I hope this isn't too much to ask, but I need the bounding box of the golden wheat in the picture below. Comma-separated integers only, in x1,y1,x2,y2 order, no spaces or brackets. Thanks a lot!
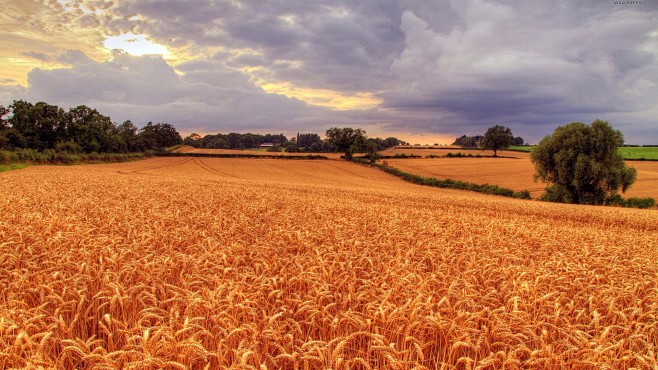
0,157,656,369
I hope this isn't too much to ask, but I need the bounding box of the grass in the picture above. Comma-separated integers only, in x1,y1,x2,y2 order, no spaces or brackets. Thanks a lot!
508,145,658,160
0,163,28,172
618,146,658,160
508,145,533,152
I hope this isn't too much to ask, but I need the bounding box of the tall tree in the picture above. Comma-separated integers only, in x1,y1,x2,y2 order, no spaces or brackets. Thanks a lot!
7,100,67,150
139,122,182,150
325,127,368,160
481,125,514,157
67,105,115,153
531,120,637,205
117,120,139,152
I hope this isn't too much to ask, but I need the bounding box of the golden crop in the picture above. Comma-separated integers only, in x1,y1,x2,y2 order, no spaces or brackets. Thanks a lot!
1,158,657,369
383,149,658,200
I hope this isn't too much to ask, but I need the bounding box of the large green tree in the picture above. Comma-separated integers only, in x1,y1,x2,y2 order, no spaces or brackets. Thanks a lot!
481,125,514,157
531,120,637,205
139,122,183,150
325,127,368,160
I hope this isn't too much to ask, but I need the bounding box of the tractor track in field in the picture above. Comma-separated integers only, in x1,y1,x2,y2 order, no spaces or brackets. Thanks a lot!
192,158,239,179
117,158,191,175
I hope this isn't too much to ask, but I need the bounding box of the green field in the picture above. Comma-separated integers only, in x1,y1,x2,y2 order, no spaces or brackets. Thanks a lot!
619,146,658,160
508,146,658,160
508,145,533,152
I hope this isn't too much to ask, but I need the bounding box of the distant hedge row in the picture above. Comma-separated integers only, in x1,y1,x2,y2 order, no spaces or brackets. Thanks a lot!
157,152,329,160
0,148,149,165
354,158,532,199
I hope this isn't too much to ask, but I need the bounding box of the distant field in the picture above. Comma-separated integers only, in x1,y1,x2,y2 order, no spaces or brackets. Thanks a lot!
1,158,657,368
385,154,658,200
619,146,658,160
509,145,658,160
508,145,533,152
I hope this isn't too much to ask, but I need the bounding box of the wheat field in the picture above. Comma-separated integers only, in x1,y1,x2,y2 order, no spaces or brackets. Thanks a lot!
383,150,658,200
1,158,657,369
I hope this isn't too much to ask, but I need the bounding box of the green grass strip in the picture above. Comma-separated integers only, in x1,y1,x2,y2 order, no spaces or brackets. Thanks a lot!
0,163,29,173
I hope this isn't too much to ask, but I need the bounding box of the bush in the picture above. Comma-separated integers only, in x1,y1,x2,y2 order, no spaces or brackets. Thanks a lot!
539,185,572,203
624,197,656,209
284,145,299,153
56,140,83,154
605,195,656,209
266,144,282,152
0,150,18,164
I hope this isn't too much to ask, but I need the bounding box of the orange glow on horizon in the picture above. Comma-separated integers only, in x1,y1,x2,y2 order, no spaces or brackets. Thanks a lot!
258,82,381,110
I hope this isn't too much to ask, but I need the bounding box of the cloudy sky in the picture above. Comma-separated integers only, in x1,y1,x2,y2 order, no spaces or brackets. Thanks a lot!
1,0,657,144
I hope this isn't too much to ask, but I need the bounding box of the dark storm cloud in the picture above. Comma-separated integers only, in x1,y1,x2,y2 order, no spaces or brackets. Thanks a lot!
379,3,658,142
23,50,337,134
5,0,657,143
103,0,407,92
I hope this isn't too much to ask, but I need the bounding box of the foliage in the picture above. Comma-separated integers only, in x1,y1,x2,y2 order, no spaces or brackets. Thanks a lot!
138,122,183,150
452,135,483,148
0,100,182,154
0,147,148,165
284,144,300,152
159,152,328,159
184,132,288,150
266,143,283,152
368,137,405,150
481,125,514,157
531,120,637,205
295,133,322,149
604,194,656,209
325,127,370,161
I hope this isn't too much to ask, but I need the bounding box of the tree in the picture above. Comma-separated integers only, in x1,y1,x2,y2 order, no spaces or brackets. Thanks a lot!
296,133,322,149
7,100,67,150
66,105,115,153
531,120,637,205
325,127,368,160
139,122,183,150
481,125,514,157
513,136,524,146
452,135,482,148
183,133,202,148
205,137,228,149
117,120,139,152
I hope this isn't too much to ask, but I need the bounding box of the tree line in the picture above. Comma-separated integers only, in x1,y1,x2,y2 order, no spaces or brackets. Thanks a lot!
453,133,524,148
452,125,523,157
0,100,183,154
182,130,406,154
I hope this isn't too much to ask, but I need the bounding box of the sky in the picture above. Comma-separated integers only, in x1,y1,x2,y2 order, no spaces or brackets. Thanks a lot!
1,0,657,144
